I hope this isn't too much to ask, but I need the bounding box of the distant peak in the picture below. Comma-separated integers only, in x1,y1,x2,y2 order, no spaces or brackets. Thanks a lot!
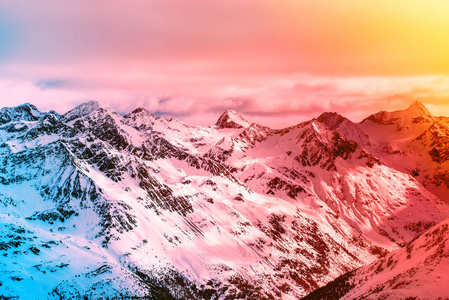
4,102,40,113
131,107,150,114
407,101,432,116
223,110,240,116
316,112,347,129
68,100,101,112
61,100,101,122
124,107,160,123
216,110,251,129
75,100,101,113
128,107,158,118
81,100,101,109
17,102,37,109
0,102,44,124
361,100,435,125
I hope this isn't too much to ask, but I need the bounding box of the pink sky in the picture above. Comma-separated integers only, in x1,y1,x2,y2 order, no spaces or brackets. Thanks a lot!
1,1,449,127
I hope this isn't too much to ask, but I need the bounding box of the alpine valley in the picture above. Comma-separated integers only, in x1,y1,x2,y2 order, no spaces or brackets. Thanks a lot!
0,100,448,299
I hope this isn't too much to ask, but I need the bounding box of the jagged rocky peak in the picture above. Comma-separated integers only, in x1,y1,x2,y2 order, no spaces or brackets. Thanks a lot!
215,110,251,129
316,112,371,146
130,107,153,115
60,100,101,123
123,107,163,131
0,102,45,124
125,107,160,120
316,112,347,130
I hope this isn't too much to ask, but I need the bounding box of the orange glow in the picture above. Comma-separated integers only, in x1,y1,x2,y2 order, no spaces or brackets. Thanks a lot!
258,0,449,75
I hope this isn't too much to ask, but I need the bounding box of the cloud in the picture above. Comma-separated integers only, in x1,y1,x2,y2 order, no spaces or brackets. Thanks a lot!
2,73,449,127
35,79,70,90
0,79,86,113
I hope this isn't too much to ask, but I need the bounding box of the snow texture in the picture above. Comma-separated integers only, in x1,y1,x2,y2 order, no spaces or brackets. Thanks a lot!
0,101,448,299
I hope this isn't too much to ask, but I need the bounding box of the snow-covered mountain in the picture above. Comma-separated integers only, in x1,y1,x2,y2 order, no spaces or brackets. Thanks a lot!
355,101,449,202
0,101,448,299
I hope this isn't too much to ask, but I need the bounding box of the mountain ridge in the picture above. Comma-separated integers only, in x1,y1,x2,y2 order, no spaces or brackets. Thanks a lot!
0,100,448,299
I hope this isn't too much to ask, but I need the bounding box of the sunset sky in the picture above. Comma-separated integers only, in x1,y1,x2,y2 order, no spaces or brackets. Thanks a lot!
1,1,449,127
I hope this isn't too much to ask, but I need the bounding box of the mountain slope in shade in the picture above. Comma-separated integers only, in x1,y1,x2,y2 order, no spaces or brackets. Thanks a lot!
303,217,449,300
409,120,449,194
0,101,448,299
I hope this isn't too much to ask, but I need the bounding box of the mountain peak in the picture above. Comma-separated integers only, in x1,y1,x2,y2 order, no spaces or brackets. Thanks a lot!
406,100,432,116
316,112,347,130
362,101,435,126
126,107,159,119
123,107,161,130
0,102,44,124
17,102,37,108
61,100,101,122
130,107,151,115
215,110,251,129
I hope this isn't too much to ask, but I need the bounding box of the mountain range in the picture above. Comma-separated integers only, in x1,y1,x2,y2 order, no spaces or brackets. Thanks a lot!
0,100,448,299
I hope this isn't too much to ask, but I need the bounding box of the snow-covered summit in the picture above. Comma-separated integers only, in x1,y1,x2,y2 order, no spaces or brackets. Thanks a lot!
0,103,45,124
61,100,101,123
316,112,347,130
123,107,161,131
315,112,371,147
215,110,251,129
362,100,435,127
127,107,159,119
406,100,433,116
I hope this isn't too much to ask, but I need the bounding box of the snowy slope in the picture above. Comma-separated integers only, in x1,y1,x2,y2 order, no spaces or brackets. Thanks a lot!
355,101,449,202
228,119,448,248
0,101,448,299
303,217,449,300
